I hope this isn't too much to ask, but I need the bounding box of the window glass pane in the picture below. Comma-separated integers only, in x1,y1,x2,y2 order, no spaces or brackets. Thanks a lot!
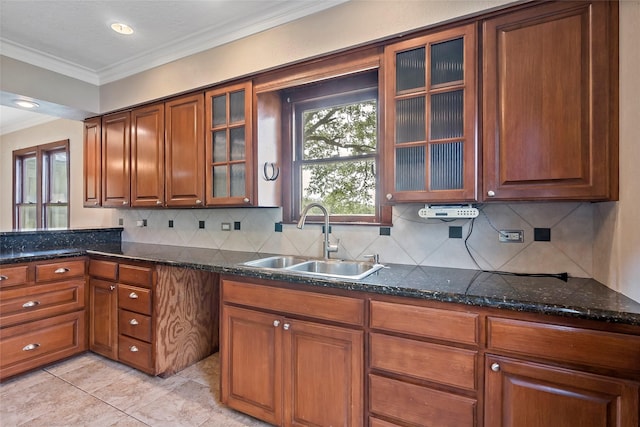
213,131,227,163
230,164,245,197
229,90,245,123
395,146,425,191
212,94,227,127
22,156,37,203
396,97,425,143
212,166,227,197
430,90,464,140
396,47,425,92
50,151,68,203
46,205,68,228
430,142,463,190
302,160,375,216
229,127,245,161
431,38,464,86
18,205,37,229
302,100,377,160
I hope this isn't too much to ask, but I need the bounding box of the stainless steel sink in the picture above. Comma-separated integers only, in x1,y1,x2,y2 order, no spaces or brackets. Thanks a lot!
242,256,384,280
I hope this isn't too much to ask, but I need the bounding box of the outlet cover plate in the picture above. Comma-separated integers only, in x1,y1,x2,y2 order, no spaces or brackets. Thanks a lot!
499,229,524,243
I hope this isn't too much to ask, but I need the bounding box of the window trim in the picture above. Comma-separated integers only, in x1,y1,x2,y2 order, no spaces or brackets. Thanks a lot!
13,140,70,230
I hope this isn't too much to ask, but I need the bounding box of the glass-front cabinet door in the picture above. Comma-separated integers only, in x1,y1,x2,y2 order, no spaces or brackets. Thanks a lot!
384,23,477,203
205,81,253,206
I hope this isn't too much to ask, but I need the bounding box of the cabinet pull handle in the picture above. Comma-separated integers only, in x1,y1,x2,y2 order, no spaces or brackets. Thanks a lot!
491,362,501,372
129,292,139,299
195,199,202,205
110,285,116,291
54,267,70,274
129,318,139,325
122,200,128,205
93,201,99,206
23,343,40,351
243,197,250,203
0,275,8,281
273,320,280,327
487,190,496,197
22,300,40,308
156,200,162,205
129,345,139,352
283,323,290,331
386,193,393,201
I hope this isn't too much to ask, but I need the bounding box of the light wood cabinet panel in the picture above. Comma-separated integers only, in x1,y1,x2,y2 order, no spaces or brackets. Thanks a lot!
482,0,618,201
89,278,118,360
165,93,205,207
83,117,102,207
101,111,131,207
131,103,165,207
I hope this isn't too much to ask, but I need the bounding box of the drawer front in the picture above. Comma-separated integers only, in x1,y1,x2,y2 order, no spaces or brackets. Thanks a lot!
369,374,476,426
118,284,152,315
118,309,152,342
369,417,401,427
0,280,85,327
487,317,640,372
89,259,118,281
119,264,153,288
0,311,86,380
222,278,364,326
36,260,85,282
370,333,477,391
370,300,478,345
118,335,153,373
0,265,29,289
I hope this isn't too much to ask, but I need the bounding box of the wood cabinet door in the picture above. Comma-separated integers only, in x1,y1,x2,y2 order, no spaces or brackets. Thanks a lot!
283,318,364,427
221,305,283,425
89,278,118,360
383,22,477,203
165,93,205,207
482,1,618,201
485,356,639,427
131,103,165,207
83,118,102,207
101,111,131,207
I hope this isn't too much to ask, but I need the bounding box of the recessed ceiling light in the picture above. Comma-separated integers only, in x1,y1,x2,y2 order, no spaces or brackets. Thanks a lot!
14,99,39,109
111,22,134,35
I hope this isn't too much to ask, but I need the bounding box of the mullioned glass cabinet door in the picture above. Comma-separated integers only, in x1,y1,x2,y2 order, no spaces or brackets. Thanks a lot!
205,81,253,206
384,22,477,203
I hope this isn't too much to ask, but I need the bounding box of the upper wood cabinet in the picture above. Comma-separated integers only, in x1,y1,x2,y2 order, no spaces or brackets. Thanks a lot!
482,0,618,201
165,93,205,207
83,117,101,207
383,22,477,203
205,82,253,206
131,103,165,207
101,111,131,208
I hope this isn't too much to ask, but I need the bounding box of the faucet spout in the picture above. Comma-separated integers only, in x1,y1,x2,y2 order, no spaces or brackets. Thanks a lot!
297,203,338,259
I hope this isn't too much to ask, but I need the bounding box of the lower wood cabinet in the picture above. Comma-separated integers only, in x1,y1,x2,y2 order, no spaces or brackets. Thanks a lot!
220,277,364,427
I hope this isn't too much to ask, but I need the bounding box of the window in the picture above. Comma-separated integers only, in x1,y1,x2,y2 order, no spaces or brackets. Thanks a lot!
13,140,69,229
282,72,391,225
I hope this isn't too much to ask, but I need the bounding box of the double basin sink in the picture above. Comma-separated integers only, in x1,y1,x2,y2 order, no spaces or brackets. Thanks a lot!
242,255,384,280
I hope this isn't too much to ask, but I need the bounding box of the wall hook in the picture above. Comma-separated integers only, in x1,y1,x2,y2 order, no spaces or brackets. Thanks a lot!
263,162,280,181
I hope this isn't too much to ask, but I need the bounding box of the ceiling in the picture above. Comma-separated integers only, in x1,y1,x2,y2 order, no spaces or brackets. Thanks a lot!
0,0,348,135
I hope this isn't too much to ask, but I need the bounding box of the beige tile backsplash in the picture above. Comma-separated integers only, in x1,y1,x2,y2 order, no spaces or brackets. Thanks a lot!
117,202,595,278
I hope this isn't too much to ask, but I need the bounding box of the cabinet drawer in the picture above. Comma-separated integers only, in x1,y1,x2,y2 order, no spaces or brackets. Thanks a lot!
370,333,477,391
36,260,85,282
370,300,479,345
0,280,85,327
369,417,400,427
118,309,152,342
89,259,118,281
487,317,640,373
0,265,29,289
119,264,153,288
222,279,364,326
118,335,153,373
118,284,152,315
369,374,476,426
0,311,86,381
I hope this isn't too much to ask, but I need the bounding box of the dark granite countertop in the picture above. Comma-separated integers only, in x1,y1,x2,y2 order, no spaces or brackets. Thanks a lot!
3,241,640,326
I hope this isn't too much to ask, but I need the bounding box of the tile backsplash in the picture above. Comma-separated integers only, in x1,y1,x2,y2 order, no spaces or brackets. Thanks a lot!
116,202,594,278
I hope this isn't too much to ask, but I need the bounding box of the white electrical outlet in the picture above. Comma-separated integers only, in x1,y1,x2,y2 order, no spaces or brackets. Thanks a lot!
499,229,523,243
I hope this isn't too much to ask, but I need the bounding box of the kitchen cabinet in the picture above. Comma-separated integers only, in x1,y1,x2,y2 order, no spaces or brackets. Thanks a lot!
0,258,87,381
165,93,205,207
83,117,102,207
88,258,217,376
482,0,618,201
101,111,131,207
205,81,253,206
383,22,477,203
220,277,364,426
131,103,165,207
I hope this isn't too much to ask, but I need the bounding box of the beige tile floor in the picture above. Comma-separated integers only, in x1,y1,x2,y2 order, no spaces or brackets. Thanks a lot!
0,352,272,427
